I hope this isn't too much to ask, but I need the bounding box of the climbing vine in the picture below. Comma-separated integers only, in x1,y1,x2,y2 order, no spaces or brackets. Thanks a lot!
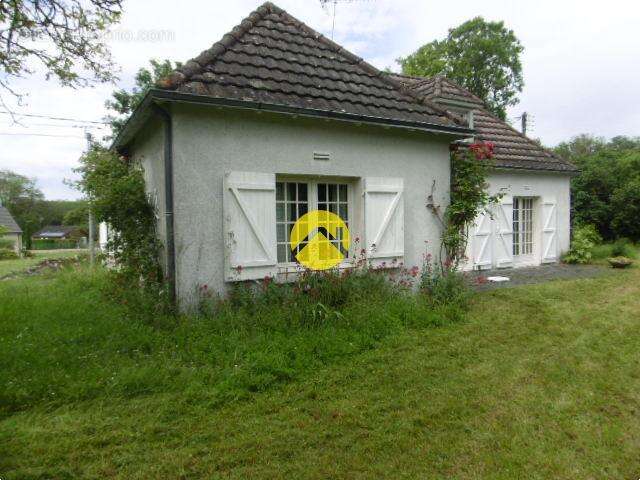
75,145,163,291
430,141,502,267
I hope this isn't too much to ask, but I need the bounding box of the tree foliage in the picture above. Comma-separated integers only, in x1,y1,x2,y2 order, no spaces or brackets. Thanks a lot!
398,17,524,119
105,58,180,138
0,0,122,103
75,145,162,288
555,135,640,241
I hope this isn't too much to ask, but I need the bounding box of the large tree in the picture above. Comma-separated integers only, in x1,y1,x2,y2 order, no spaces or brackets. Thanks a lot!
398,17,524,120
105,58,180,139
0,0,123,105
555,135,640,241
0,169,44,246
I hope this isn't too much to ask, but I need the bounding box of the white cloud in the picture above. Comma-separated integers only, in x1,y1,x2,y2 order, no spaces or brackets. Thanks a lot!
1,0,638,199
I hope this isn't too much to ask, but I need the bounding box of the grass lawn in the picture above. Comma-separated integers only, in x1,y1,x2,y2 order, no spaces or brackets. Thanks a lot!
0,249,86,278
1,262,639,478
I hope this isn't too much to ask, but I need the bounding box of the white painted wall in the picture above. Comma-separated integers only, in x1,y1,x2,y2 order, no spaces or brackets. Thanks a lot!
465,169,572,270
163,105,454,310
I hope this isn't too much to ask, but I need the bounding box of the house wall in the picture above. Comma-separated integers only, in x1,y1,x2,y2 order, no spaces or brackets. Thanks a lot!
131,117,167,269
465,170,571,270
167,105,454,309
2,233,21,254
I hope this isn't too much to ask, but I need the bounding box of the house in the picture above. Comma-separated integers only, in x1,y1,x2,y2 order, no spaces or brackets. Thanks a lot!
112,2,574,308
32,225,86,241
389,74,578,269
0,204,22,254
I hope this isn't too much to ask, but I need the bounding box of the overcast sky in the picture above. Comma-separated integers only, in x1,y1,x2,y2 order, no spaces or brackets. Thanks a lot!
1,0,638,200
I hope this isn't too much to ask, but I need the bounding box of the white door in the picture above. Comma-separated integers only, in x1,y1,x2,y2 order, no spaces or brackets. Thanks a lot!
494,195,514,268
469,208,493,269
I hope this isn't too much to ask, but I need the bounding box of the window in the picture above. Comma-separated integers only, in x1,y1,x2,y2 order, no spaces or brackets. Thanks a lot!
276,180,350,264
513,197,534,256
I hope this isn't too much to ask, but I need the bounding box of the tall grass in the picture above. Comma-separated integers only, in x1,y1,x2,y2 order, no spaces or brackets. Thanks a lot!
0,265,452,415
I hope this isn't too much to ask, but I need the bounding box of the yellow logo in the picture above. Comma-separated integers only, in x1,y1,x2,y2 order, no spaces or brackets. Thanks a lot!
290,210,350,270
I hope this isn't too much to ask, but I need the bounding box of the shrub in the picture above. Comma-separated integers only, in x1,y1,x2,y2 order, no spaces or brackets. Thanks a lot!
0,248,18,260
419,253,470,313
0,237,14,250
563,225,599,264
611,238,635,258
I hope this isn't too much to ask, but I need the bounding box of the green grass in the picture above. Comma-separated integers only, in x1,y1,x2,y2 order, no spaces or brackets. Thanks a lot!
592,241,639,261
0,249,86,277
1,265,640,478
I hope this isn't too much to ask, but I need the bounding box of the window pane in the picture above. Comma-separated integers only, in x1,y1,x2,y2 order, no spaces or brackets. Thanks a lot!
299,203,308,217
339,204,348,221
298,183,308,201
318,202,327,212
287,183,297,201
276,182,284,201
328,184,337,202
276,203,285,222
287,203,297,222
318,183,326,202
277,224,285,242
339,184,347,202
277,244,287,263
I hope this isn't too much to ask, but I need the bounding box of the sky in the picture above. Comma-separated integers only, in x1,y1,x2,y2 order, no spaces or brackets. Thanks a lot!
1,0,639,200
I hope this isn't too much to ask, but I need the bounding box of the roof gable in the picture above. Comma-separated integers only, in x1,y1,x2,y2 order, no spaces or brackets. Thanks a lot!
390,73,577,172
0,206,22,233
158,2,461,130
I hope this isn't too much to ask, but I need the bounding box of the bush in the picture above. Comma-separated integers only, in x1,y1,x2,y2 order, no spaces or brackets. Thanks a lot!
0,237,14,250
0,248,18,260
563,225,599,264
611,238,635,257
419,253,470,314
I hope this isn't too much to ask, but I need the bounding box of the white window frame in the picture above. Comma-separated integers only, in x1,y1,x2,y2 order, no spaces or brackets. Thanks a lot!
513,196,534,257
276,175,355,274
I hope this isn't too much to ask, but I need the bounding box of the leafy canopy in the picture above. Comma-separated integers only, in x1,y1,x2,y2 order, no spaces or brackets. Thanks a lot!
555,135,640,241
105,58,181,139
398,17,524,119
0,0,123,104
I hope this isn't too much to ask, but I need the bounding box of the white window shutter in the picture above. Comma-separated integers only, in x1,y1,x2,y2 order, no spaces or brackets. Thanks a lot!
541,197,558,263
223,172,277,281
363,177,404,267
470,209,493,270
494,196,514,268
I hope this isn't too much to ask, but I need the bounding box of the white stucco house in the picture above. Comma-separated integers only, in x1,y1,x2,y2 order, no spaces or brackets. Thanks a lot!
0,204,23,254
112,2,576,308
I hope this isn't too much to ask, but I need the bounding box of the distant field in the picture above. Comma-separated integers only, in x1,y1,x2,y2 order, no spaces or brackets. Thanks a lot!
0,249,86,278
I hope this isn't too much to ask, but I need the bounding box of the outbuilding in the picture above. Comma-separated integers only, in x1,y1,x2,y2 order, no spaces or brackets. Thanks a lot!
0,205,22,254
113,2,575,309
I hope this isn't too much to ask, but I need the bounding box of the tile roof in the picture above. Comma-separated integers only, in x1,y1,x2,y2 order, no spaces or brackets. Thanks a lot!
389,74,578,173
158,2,463,131
0,205,22,233
33,225,81,238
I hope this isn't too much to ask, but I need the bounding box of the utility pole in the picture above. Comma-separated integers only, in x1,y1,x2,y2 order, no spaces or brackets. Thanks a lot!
521,111,528,136
85,130,95,267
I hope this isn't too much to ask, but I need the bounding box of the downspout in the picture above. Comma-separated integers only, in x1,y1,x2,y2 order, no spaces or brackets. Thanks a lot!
152,103,176,305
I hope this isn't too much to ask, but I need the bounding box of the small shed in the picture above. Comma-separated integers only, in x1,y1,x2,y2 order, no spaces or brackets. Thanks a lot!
0,205,23,254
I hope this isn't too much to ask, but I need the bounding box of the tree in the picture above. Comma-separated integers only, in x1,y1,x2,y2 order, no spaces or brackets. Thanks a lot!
398,17,524,120
105,58,180,138
0,169,45,247
63,204,89,229
556,135,640,241
0,0,122,105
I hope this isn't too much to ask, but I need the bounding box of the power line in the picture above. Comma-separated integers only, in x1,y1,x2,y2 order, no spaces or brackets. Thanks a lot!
0,132,86,138
0,110,109,125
